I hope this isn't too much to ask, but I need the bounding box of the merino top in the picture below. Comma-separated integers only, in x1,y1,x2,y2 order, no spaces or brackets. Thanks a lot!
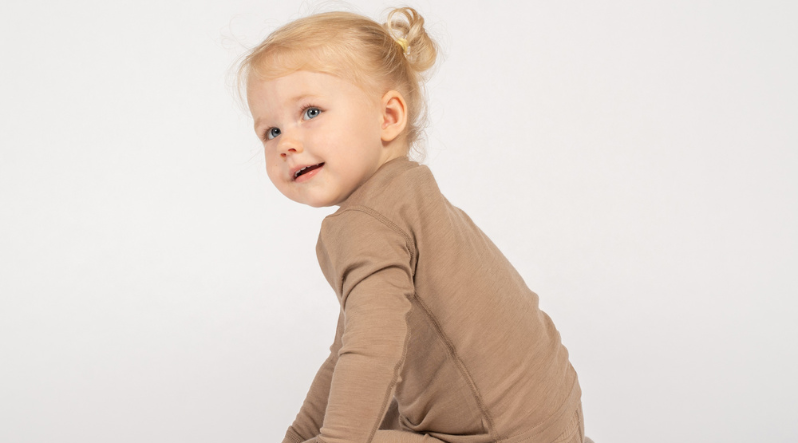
283,156,581,443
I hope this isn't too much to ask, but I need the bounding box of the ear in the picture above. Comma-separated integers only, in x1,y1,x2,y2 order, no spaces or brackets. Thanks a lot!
379,90,408,144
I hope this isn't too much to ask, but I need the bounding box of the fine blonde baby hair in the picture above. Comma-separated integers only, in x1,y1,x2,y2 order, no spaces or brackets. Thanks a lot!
236,6,439,161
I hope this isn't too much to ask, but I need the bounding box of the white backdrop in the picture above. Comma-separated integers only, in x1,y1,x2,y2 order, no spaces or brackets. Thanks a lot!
1,1,796,442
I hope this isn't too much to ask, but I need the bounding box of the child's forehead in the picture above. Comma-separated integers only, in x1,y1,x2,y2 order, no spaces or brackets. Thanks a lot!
249,71,333,101
250,70,376,104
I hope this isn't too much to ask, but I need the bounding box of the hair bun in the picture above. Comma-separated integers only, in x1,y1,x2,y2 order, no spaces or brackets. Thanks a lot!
384,7,438,74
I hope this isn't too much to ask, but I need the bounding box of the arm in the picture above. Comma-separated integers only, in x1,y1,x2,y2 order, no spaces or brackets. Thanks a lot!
282,310,345,443
314,210,416,443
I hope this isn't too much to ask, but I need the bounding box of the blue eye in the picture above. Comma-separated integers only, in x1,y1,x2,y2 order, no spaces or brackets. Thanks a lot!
303,107,321,120
266,127,281,140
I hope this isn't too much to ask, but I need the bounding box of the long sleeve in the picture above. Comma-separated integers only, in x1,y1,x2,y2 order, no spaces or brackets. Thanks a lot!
314,208,416,443
282,310,345,443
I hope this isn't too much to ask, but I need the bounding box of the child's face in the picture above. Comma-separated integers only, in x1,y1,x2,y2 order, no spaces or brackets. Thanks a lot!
247,70,398,207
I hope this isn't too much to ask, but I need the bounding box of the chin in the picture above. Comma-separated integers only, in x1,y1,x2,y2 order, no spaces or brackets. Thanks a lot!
305,201,329,208
291,194,336,208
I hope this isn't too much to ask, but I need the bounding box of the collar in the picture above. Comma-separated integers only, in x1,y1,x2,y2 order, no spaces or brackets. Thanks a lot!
336,155,415,209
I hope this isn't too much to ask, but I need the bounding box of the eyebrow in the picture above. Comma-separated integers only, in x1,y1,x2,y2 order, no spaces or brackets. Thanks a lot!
288,93,321,103
253,93,322,130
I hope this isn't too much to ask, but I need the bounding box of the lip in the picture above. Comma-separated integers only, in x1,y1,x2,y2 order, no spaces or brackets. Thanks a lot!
290,162,325,181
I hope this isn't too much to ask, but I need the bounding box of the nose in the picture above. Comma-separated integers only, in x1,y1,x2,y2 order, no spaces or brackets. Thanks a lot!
276,133,303,158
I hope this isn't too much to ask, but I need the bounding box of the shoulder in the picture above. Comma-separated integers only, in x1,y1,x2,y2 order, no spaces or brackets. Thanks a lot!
316,203,418,297
319,207,415,261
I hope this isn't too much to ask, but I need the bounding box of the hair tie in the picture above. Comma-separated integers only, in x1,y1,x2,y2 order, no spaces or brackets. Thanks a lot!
395,38,409,55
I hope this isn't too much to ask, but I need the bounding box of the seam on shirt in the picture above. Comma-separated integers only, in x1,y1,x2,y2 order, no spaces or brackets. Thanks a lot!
325,206,416,264
366,293,413,443
411,293,501,442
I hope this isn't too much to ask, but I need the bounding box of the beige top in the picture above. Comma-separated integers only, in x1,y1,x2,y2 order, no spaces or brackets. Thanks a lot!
283,156,581,443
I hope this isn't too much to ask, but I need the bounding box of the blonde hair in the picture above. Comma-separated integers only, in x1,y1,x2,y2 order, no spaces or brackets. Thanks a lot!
236,7,439,161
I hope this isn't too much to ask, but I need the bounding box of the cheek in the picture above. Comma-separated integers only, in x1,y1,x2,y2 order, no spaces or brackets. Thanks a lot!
263,146,283,169
264,161,286,188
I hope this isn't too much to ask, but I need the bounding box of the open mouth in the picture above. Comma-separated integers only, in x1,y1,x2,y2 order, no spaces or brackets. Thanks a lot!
294,163,324,180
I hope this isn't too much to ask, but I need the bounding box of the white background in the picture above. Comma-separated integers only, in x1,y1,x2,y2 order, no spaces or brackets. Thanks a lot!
1,1,796,442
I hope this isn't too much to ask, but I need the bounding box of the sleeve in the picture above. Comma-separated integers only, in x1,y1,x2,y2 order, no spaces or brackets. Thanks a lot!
315,209,416,443
282,310,345,443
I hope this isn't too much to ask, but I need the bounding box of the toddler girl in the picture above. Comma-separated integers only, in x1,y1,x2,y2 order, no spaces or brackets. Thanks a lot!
238,7,586,443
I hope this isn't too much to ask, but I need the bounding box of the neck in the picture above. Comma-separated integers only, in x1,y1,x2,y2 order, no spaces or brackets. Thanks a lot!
380,137,409,165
